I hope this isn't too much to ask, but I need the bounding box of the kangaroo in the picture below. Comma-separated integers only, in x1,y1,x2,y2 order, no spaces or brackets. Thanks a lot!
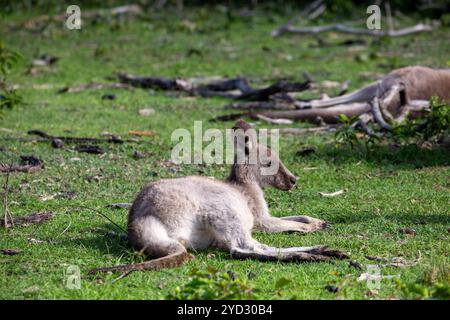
89,120,347,274
298,66,450,120
244,66,450,125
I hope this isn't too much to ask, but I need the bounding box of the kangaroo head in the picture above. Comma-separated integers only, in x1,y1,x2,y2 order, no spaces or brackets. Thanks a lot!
228,120,296,191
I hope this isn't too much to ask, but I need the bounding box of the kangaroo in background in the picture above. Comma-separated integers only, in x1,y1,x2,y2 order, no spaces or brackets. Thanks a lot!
217,66,450,125
298,66,450,121
89,120,347,274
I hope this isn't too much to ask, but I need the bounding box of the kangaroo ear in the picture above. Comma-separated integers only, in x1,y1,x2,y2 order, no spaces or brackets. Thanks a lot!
243,135,253,155
232,120,255,157
232,119,252,132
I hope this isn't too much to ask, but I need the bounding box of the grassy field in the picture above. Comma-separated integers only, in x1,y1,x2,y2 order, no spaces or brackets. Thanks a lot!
0,4,449,299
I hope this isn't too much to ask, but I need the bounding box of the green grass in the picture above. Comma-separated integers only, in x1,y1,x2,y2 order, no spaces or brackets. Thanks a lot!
0,5,449,300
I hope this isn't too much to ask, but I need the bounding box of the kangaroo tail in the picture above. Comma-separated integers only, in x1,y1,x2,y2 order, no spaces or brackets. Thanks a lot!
88,248,191,274
309,82,379,108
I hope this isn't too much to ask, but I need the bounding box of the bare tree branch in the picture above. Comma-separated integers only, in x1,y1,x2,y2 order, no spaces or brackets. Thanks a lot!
385,1,394,32
271,0,325,37
118,74,311,102
276,23,432,37
256,114,293,125
252,102,370,124
279,126,338,135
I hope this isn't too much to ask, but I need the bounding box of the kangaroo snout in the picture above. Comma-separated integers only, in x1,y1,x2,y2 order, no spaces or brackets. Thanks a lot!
289,175,297,185
286,174,297,190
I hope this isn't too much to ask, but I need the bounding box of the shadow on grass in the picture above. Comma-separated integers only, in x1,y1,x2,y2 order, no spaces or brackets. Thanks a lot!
60,223,230,264
332,211,450,225
58,223,131,259
317,142,450,169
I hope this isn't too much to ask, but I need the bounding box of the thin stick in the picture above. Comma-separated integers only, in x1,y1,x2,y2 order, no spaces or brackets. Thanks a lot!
55,221,72,239
3,172,13,228
385,1,394,32
271,0,324,37
111,271,132,283
74,204,127,234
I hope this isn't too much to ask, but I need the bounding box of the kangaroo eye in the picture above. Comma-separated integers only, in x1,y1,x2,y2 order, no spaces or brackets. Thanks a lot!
266,161,272,167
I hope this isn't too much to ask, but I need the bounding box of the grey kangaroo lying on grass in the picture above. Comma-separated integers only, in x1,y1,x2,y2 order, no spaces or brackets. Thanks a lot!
90,120,347,274
253,66,450,124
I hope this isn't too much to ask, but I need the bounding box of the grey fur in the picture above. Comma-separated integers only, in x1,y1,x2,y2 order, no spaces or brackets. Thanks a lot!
127,120,345,265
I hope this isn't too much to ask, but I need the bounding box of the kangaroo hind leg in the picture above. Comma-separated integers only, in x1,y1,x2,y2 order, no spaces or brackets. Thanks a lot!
230,241,348,262
208,218,347,263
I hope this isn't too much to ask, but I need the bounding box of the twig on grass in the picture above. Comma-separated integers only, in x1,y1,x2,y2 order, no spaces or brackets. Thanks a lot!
2,172,13,228
111,271,133,282
319,189,346,197
70,204,127,235
107,203,132,210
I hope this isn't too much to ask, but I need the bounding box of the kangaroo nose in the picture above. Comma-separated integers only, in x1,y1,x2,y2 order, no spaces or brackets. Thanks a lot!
290,176,297,184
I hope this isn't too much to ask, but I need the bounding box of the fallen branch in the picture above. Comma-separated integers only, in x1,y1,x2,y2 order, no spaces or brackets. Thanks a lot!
279,125,338,135
118,73,182,90
118,73,311,102
194,77,253,97
0,212,54,228
0,156,44,174
256,114,293,125
365,255,418,268
277,23,432,37
225,101,296,110
213,102,370,123
27,130,126,144
271,0,325,37
75,145,106,154
235,81,311,101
